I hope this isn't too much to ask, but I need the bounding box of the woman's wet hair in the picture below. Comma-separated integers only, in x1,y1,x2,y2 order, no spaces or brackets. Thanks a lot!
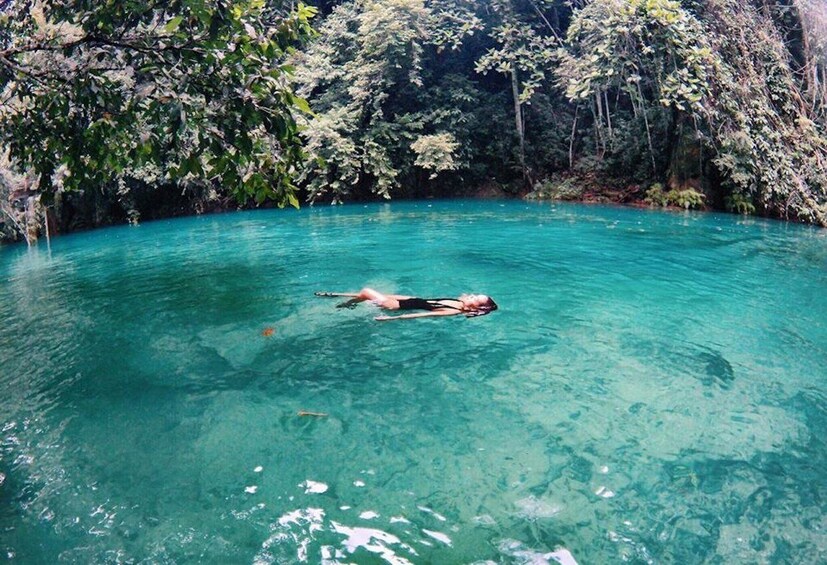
465,296,498,317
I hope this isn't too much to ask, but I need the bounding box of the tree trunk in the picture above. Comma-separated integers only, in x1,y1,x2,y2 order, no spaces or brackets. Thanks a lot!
637,83,657,176
604,90,613,141
594,91,605,157
511,67,527,183
797,2,815,106
569,105,579,169
664,105,680,180
25,196,39,245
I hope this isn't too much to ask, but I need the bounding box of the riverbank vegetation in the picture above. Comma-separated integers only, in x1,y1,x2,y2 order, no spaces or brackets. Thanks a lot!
2,0,826,242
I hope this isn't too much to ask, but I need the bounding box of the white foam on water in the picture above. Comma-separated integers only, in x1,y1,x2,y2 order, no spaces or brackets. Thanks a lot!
245,486,258,494
422,529,452,546
417,506,447,521
331,521,417,565
548,548,579,565
594,486,615,498
297,537,309,562
608,529,654,563
300,480,329,494
256,508,326,564
320,545,347,562
232,503,266,520
498,539,579,565
514,496,562,520
359,511,379,520
277,508,325,530
390,516,410,524
473,514,497,526
353,480,366,487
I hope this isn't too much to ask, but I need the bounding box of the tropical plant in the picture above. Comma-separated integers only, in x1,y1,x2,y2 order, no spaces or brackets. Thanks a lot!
556,0,714,175
475,0,561,183
0,0,316,216
700,0,827,225
292,0,485,202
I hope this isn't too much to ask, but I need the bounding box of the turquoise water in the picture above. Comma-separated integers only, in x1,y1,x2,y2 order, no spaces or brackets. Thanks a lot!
1,200,826,563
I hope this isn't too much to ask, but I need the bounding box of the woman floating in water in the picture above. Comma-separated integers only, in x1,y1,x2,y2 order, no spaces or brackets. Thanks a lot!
315,288,498,321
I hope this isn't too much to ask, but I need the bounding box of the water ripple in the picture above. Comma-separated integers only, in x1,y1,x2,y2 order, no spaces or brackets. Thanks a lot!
0,201,825,563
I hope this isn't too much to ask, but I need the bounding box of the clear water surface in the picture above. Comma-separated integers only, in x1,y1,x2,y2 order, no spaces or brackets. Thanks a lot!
1,200,826,564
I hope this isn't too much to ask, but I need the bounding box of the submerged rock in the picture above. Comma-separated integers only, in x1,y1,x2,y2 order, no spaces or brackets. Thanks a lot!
698,350,735,388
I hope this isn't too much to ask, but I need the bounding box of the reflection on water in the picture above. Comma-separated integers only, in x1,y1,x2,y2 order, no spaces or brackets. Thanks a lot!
254,494,576,564
1,201,826,563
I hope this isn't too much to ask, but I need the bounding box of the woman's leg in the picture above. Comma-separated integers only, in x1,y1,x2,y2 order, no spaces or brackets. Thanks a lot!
346,288,399,309
316,288,406,310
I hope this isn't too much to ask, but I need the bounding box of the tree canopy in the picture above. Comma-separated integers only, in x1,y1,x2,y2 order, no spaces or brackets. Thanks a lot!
2,0,827,242
0,0,315,233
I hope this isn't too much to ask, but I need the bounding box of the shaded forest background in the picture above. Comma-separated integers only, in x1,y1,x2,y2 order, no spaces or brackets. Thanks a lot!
2,0,827,243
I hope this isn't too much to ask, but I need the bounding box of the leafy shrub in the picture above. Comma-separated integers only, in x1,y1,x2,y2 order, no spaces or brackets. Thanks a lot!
668,188,705,210
411,133,459,178
527,177,584,201
645,183,705,209
644,183,669,207
724,191,756,215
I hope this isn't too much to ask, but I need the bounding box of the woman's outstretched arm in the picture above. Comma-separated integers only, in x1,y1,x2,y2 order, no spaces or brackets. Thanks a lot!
374,310,459,321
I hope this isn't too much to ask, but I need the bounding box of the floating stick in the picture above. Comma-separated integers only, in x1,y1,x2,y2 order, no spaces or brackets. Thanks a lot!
298,410,328,417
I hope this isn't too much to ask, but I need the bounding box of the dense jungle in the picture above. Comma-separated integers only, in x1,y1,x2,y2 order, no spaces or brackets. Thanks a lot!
1,0,826,243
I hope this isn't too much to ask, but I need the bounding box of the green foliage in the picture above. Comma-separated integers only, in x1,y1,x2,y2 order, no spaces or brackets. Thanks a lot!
669,188,705,210
293,0,504,202
700,0,827,226
522,92,577,174
645,183,705,209
526,176,583,201
553,0,715,186
644,183,669,207
293,0,428,201
411,133,459,176
725,191,756,215
428,0,484,52
557,0,713,113
4,0,827,237
0,0,316,209
475,3,557,104
556,0,827,225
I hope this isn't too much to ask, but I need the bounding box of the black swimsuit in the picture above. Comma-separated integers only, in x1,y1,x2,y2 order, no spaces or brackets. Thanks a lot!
396,297,463,311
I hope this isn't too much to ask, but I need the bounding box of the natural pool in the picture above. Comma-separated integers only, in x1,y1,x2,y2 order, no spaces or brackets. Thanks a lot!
1,200,826,563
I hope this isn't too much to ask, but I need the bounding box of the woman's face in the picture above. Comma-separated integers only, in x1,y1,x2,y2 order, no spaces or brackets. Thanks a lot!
460,294,489,308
